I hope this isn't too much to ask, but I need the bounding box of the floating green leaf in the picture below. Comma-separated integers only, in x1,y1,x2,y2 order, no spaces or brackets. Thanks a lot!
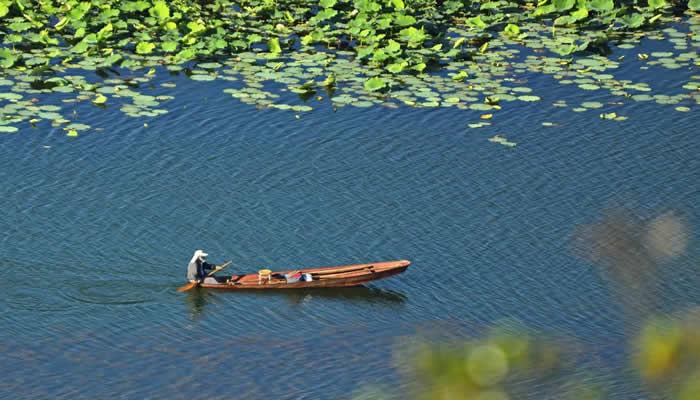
632,94,653,101
390,0,405,10
386,61,408,74
364,77,387,92
66,123,91,131
186,21,205,34
470,103,492,111
399,26,427,47
570,8,589,22
452,71,468,81
136,42,155,54
0,48,18,68
162,41,178,52
0,126,18,133
287,105,311,112
323,73,336,87
621,13,645,29
402,62,422,73
315,8,337,21
268,38,282,54
589,0,614,12
0,92,22,101
466,16,487,30
554,0,575,12
93,94,107,104
121,1,150,12
534,3,556,16
489,135,516,147
96,23,113,42
648,0,666,10
55,16,69,31
190,74,216,81
149,1,170,20
394,14,416,26
198,62,222,69
174,48,195,63
504,24,520,37
579,84,600,90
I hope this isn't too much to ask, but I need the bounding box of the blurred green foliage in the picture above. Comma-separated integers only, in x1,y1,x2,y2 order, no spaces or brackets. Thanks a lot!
354,207,694,399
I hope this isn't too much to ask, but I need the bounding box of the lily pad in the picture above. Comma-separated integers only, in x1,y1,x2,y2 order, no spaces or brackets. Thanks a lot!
0,0,694,129
631,94,654,101
39,105,61,111
38,112,63,120
198,62,223,69
470,103,493,111
66,123,91,131
364,77,387,92
0,93,23,101
190,74,217,81
489,135,516,147
511,87,533,93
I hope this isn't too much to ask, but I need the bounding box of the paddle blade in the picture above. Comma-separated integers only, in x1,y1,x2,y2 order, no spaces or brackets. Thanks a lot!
176,282,197,292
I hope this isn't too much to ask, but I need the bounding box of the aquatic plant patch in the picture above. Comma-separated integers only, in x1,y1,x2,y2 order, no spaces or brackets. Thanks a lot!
0,0,697,134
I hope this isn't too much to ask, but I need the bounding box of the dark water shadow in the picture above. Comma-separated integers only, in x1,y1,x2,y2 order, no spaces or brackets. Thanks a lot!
242,285,408,306
183,287,217,320
183,285,407,317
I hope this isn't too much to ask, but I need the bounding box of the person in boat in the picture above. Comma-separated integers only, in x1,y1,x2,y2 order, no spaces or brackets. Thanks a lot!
187,250,218,283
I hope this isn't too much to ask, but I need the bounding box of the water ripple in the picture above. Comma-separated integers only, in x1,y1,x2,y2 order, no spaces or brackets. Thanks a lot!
1,56,699,400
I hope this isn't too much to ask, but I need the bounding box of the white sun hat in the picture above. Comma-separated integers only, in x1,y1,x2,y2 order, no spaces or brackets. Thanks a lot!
190,249,209,264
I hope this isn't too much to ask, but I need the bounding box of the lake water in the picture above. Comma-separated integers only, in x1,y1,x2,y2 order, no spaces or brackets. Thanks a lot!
1,36,699,399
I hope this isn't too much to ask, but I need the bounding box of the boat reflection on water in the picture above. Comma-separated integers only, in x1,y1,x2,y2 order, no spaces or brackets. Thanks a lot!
259,286,408,307
183,288,216,320
183,285,407,319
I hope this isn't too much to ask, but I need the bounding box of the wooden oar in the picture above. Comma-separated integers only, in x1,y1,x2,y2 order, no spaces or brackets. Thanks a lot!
208,260,232,276
176,281,197,292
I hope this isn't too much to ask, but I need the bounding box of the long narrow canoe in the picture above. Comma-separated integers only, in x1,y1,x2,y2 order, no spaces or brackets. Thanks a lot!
198,260,410,290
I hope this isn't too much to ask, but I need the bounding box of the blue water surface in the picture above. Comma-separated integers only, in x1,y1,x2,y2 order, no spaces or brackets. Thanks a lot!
1,39,699,399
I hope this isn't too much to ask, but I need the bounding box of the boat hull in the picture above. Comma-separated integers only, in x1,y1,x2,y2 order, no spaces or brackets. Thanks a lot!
198,260,410,290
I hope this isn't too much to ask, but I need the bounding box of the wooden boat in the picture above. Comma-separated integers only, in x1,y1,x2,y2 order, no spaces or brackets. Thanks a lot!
198,260,410,290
